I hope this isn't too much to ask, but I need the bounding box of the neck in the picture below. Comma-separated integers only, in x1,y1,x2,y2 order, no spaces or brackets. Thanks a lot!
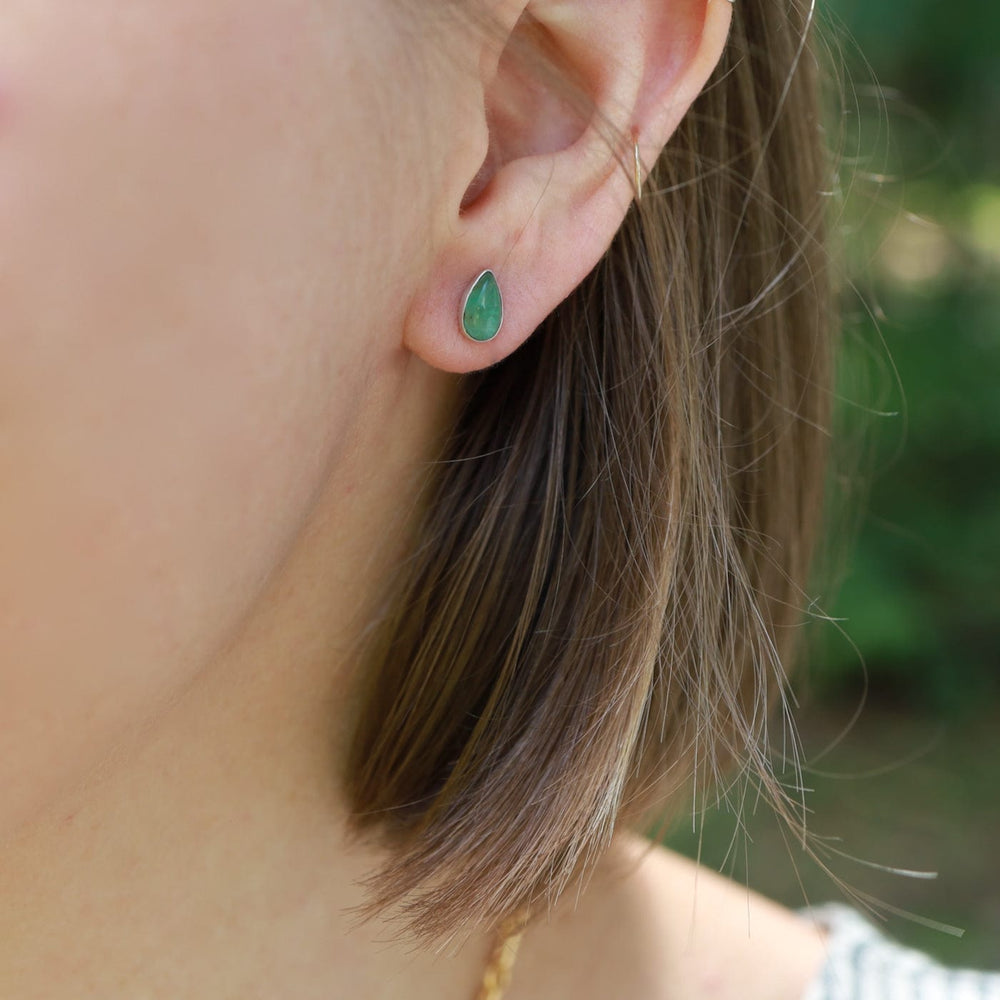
0,356,493,1000
0,671,494,999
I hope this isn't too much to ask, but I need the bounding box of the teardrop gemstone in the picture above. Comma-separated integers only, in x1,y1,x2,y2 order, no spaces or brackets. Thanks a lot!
461,269,503,342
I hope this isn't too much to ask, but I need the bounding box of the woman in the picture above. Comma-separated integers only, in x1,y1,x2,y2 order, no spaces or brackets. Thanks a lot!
0,0,996,997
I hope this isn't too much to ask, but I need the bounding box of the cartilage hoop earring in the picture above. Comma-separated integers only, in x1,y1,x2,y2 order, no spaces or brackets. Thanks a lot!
632,128,643,203
460,268,504,343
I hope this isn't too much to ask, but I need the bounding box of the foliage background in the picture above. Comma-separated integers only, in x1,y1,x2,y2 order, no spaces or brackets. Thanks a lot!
668,0,1000,969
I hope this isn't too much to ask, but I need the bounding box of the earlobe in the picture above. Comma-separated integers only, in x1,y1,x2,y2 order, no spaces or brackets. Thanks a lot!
403,0,733,376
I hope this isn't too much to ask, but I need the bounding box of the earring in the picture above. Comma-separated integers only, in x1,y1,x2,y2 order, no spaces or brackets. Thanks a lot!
460,269,504,343
631,127,643,203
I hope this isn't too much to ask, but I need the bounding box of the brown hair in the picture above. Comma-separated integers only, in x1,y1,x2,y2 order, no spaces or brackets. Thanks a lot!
343,0,835,944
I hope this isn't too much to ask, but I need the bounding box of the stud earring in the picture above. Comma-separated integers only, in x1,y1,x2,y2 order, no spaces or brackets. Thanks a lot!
460,269,503,343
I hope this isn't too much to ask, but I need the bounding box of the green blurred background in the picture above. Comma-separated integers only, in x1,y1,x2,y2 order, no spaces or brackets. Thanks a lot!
668,0,1000,969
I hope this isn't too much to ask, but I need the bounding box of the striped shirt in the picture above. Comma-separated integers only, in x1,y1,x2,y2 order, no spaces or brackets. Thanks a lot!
801,904,1000,1000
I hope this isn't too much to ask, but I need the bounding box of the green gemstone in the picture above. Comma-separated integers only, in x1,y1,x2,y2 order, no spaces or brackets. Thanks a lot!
461,269,503,342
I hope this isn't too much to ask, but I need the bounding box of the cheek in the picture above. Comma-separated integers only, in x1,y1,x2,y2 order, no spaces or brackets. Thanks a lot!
0,3,400,834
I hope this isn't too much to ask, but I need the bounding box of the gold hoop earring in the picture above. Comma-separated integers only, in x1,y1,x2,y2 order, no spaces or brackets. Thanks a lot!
632,129,643,203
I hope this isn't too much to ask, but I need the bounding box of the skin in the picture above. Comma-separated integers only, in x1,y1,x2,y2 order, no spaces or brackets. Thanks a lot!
0,0,826,997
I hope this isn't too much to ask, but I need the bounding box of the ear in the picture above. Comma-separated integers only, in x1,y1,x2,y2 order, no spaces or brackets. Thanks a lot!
402,0,733,374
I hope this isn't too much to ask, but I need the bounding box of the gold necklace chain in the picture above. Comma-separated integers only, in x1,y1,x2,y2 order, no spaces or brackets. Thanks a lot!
474,909,530,1000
